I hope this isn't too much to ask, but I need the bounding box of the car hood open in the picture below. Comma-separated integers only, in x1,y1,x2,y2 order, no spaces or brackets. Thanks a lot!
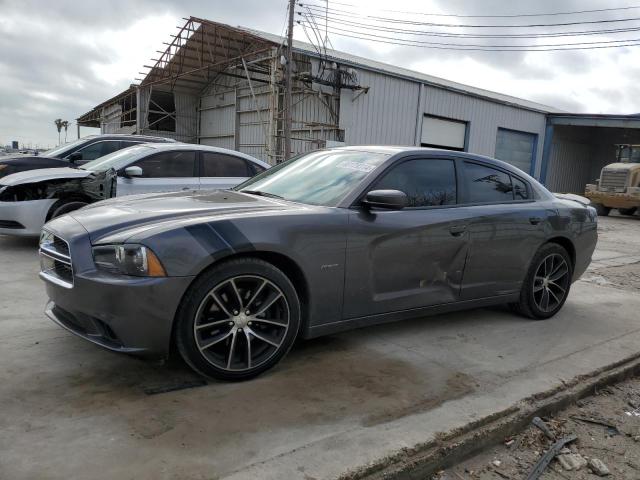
0,167,89,186
68,190,299,243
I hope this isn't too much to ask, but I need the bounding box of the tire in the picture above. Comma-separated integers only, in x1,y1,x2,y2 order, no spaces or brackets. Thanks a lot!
511,243,573,320
618,207,637,216
175,258,301,381
592,203,611,216
48,200,89,220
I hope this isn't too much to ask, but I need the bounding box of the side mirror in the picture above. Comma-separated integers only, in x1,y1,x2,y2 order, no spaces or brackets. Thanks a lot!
124,166,143,178
67,152,82,163
362,189,408,210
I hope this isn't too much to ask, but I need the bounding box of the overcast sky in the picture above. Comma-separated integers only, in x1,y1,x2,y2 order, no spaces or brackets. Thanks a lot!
2,0,640,148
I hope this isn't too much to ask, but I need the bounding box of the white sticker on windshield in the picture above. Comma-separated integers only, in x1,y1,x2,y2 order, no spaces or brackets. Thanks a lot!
336,161,376,173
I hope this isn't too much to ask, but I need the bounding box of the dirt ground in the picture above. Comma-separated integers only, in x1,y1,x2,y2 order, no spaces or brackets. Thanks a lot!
437,375,640,479
435,214,640,480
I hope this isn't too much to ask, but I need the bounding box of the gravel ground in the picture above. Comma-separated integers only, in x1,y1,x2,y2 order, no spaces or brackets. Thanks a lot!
435,376,640,479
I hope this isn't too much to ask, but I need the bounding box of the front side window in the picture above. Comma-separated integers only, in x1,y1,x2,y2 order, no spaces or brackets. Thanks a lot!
464,162,514,203
202,152,251,177
129,151,196,178
373,159,457,207
236,150,390,206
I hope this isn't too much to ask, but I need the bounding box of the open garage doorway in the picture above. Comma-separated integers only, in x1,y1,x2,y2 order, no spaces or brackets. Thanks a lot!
542,114,640,193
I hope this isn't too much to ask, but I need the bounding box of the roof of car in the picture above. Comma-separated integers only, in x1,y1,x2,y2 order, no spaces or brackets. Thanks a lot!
132,142,270,167
84,134,177,142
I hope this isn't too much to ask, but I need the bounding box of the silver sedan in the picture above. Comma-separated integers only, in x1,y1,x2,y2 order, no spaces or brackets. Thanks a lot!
0,143,269,236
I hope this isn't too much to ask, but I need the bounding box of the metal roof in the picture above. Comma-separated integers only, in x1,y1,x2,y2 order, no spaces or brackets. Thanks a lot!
237,26,564,114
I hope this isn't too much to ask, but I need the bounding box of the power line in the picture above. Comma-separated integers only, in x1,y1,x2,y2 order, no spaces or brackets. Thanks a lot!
300,12,640,39
298,23,640,51
300,3,640,29
305,0,640,19
298,20,640,48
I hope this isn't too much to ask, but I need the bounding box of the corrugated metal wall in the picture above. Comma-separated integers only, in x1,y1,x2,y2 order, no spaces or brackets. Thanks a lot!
338,70,547,177
340,69,419,146
420,86,547,176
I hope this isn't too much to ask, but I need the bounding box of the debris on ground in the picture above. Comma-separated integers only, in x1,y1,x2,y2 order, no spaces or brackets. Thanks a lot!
587,458,610,476
532,416,556,440
556,453,587,471
432,375,640,479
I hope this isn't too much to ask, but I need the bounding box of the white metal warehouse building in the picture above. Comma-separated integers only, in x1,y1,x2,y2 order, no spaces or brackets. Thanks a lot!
78,17,640,193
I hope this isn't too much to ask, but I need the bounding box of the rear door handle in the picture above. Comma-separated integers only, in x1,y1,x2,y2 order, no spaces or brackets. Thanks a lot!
449,224,467,236
529,216,543,225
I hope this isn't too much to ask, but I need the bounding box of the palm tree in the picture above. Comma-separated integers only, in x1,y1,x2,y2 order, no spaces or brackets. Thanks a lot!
54,118,63,145
61,120,70,142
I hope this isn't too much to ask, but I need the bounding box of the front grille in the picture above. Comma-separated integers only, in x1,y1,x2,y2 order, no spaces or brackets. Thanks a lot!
40,233,73,288
600,170,628,190
52,235,70,257
0,220,24,229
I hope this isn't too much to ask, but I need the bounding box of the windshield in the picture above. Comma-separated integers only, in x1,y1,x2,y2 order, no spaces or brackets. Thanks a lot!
43,137,96,158
235,149,390,206
618,145,640,163
81,145,154,172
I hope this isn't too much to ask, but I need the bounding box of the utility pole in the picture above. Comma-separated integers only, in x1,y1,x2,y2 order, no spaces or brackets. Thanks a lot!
284,0,295,161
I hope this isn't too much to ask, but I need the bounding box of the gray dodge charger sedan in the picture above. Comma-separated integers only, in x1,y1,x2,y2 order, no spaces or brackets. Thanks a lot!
39,146,598,380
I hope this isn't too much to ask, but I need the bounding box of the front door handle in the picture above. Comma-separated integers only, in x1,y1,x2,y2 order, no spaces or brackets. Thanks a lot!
182,187,191,191
529,216,543,225
449,224,467,236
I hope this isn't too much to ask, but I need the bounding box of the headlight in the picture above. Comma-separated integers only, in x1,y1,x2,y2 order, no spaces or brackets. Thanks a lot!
92,244,166,277
40,230,54,248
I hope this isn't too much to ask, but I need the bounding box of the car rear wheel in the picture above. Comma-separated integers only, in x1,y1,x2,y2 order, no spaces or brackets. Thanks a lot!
175,258,301,381
592,203,610,216
618,207,637,216
511,243,573,320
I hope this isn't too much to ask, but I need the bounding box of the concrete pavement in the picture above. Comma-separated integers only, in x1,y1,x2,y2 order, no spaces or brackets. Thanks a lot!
0,215,639,480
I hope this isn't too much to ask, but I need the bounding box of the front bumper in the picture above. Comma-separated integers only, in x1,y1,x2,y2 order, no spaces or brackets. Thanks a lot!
40,216,195,357
0,199,56,236
585,187,640,209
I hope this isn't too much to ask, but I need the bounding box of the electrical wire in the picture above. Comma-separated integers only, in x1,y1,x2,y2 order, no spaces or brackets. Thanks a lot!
304,0,640,19
298,19,640,48
300,12,640,39
300,3,640,29
297,23,640,51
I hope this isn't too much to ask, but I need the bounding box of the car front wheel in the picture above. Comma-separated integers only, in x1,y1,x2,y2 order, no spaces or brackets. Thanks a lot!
511,243,573,320
175,258,301,381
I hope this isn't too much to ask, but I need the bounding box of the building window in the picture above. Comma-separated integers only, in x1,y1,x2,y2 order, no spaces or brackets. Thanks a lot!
420,115,467,151
495,128,537,174
147,90,176,132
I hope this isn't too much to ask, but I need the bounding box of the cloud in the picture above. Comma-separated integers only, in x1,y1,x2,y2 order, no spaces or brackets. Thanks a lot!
2,0,640,146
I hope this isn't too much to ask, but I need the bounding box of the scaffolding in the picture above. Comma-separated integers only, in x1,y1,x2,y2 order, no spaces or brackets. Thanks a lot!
77,17,349,163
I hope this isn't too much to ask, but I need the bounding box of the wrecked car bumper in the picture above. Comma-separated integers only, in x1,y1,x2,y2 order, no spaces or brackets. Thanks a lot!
39,218,194,357
0,198,56,236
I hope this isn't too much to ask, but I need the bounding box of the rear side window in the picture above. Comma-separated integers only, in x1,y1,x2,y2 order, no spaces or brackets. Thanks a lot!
202,152,251,177
374,158,457,207
512,176,529,200
75,141,122,161
463,162,514,203
130,151,196,178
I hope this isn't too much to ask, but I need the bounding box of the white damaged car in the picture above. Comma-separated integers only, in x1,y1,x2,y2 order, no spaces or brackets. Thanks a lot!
0,143,269,236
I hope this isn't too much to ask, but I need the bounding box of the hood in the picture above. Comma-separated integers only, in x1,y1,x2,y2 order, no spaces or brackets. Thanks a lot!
67,190,299,243
0,167,90,186
602,162,640,172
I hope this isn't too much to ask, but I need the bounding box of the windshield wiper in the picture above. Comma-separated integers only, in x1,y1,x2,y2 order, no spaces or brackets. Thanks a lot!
241,190,285,200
